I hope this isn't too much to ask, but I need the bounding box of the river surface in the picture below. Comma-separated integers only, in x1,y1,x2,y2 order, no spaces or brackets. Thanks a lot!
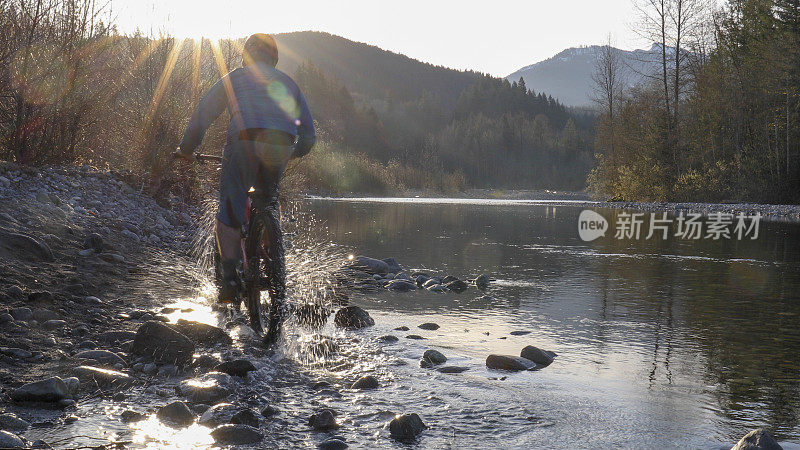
303,197,800,449
22,197,800,449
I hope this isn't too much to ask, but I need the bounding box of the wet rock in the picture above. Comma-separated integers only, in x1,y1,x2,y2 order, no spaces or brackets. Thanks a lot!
31,439,51,449
230,409,259,427
173,319,232,346
394,326,410,331
309,408,339,430
382,258,403,273
10,307,33,322
385,280,417,292
75,350,126,367
10,376,75,402
520,345,556,367
441,275,459,284
474,274,490,290
418,322,440,331
179,372,231,403
731,428,783,450
0,430,25,448
157,401,195,427
445,279,468,293
0,413,30,431
260,405,279,417
437,366,469,374
510,330,530,336
199,403,241,426
422,279,440,289
131,321,194,365
351,375,380,390
74,366,132,388
389,413,427,441
334,306,374,329
120,410,146,423
0,232,53,261
210,424,263,445
406,335,425,340
319,437,348,449
414,275,430,286
486,355,538,371
378,335,399,343
98,330,137,344
215,359,256,377
427,284,447,293
352,256,389,275
422,349,447,365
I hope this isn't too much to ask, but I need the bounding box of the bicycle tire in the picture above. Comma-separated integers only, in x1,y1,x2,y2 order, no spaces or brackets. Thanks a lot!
261,203,286,346
244,214,265,334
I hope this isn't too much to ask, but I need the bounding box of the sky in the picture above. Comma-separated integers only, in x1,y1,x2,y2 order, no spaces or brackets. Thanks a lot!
109,0,649,77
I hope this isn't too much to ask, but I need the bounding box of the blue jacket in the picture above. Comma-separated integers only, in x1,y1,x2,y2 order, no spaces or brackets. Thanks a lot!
179,62,316,157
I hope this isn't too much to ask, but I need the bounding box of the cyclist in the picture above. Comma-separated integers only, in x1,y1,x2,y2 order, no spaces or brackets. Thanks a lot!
173,33,316,304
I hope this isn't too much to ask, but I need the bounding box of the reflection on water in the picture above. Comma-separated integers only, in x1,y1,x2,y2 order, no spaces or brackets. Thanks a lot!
307,197,800,447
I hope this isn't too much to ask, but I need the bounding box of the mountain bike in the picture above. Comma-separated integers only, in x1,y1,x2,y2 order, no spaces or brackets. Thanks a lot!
178,153,287,346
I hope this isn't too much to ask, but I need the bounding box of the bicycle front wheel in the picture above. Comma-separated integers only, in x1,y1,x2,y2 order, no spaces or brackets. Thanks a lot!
244,218,265,334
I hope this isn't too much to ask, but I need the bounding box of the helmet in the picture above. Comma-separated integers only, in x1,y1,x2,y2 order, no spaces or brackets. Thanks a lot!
243,33,278,67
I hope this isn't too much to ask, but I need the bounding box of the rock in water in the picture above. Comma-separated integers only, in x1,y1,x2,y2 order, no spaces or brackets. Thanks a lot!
437,366,469,374
474,274,490,290
74,366,132,388
389,413,427,441
179,372,231,403
485,355,538,371
199,403,242,426
385,280,417,292
422,349,447,365
230,409,259,427
157,401,195,427
0,430,25,448
418,323,440,331
131,321,194,365
319,437,349,449
352,256,389,275
10,377,73,402
309,409,338,430
520,345,556,367
334,306,374,329
351,375,380,390
120,410,146,423
215,359,256,377
382,257,403,273
445,279,468,293
173,319,232,346
0,413,30,431
378,335,399,343
731,429,783,450
210,424,263,445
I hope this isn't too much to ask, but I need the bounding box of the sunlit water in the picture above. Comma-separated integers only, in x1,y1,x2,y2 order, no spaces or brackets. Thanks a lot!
23,198,800,449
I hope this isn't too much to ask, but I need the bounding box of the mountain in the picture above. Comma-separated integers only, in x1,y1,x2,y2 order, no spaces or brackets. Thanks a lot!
506,44,664,107
274,31,481,109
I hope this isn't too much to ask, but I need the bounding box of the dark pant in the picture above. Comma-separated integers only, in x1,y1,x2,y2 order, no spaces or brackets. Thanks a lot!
217,138,293,229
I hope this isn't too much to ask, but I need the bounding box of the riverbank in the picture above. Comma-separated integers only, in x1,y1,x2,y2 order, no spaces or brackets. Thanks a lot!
314,189,800,222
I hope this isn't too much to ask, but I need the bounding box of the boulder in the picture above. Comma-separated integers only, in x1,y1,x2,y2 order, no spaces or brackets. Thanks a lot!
32,309,58,322
418,323,440,331
382,258,403,273
351,256,389,275
179,372,231,403
385,280,417,292
378,335,399,343
422,349,447,365
75,350,127,367
319,437,349,449
157,401,195,427
474,274,490,290
520,345,556,367
445,279,468,293
120,410,146,423
0,430,25,448
82,233,104,251
9,308,33,322
351,375,380,390
10,377,74,402
173,319,232,346
389,413,427,441
731,429,783,450
437,366,469,374
441,275,459,284
199,403,241,427
309,409,338,430
131,321,194,365
210,424,263,445
42,319,67,330
334,306,374,329
215,359,256,377
0,413,30,431
74,366,132,388
0,232,53,261
485,355,538,371
230,409,259,427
